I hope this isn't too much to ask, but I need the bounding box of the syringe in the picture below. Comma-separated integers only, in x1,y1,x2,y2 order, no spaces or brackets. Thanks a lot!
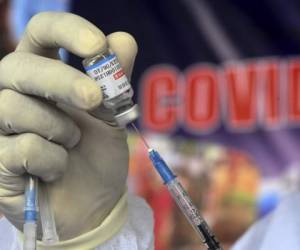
39,181,59,244
24,177,59,250
148,149,222,250
23,176,38,250
131,124,223,250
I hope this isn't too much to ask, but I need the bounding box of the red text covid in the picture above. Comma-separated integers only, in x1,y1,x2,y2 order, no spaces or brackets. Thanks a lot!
140,59,300,134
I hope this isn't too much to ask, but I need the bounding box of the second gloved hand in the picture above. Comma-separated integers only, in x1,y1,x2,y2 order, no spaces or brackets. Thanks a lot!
0,12,137,248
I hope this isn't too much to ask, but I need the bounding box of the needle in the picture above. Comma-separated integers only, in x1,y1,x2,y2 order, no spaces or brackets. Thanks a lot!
130,123,151,149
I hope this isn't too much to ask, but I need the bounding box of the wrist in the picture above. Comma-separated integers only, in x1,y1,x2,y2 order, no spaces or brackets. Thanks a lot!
19,191,128,250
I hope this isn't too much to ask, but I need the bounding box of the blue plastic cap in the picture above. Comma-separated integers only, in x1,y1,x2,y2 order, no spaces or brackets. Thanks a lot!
148,149,176,184
24,210,37,222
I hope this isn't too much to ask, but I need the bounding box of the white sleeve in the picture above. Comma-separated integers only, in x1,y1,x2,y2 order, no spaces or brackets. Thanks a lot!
0,216,22,250
231,193,300,250
0,194,154,250
95,194,154,250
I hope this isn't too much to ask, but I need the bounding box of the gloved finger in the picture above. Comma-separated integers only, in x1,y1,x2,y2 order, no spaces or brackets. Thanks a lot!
0,52,101,110
0,133,68,182
16,12,107,58
0,168,26,230
0,191,24,228
0,158,25,197
107,32,138,79
0,89,81,148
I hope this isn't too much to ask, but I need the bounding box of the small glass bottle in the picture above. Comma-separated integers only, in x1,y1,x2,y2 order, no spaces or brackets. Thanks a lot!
82,49,139,127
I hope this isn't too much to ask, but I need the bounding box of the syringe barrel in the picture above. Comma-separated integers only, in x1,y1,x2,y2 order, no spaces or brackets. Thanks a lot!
166,178,222,250
23,222,37,250
39,182,59,244
24,176,38,250
166,179,204,233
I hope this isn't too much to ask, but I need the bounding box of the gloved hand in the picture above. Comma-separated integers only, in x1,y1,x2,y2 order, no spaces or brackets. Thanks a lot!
0,12,137,249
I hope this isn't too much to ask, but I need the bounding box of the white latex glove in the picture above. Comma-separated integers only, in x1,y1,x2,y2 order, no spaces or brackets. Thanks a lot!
0,12,138,249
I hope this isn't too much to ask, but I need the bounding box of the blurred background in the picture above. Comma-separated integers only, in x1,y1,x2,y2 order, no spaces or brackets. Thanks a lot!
2,0,300,249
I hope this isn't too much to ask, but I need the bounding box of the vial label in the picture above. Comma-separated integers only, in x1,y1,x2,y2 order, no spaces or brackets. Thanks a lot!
84,54,131,101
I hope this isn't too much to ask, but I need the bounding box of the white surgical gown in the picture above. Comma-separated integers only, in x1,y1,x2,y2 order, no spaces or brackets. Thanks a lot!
232,193,300,250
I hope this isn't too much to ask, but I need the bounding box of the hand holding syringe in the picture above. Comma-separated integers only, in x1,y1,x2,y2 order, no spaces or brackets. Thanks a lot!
132,124,223,250
0,12,144,250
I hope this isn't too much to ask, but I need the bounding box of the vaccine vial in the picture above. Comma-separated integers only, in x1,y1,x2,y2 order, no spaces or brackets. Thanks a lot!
82,49,139,127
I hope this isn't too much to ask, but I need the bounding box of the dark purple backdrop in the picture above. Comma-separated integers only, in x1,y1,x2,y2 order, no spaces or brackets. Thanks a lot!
66,0,300,176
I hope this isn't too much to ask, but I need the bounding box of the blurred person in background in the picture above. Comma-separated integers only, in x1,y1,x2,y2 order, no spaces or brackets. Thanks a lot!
0,0,14,58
